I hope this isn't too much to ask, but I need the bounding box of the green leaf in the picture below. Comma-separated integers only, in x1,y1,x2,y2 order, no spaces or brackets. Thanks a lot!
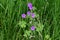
36,23,44,32
23,30,31,37
23,33,27,37
19,21,26,28
33,7,37,11
45,35,50,39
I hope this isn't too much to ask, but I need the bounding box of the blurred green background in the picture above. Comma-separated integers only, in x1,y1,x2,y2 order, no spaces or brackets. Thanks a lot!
0,0,60,40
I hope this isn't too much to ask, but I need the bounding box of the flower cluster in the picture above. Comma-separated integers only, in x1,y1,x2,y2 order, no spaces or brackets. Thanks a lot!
21,3,35,30
20,2,44,38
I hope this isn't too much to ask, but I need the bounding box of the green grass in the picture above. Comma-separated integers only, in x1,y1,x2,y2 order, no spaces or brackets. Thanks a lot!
0,0,60,40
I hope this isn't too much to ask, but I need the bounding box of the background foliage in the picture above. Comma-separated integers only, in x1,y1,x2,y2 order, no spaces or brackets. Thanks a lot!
0,0,60,40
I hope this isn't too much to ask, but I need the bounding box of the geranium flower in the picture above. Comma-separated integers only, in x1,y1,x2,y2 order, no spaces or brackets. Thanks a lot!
22,14,26,18
28,3,33,10
31,13,35,18
31,26,35,30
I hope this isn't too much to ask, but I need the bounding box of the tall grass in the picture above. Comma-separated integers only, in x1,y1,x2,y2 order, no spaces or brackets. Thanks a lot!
0,0,60,40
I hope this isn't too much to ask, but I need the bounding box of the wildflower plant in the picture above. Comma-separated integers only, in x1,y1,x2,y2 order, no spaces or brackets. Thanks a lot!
17,2,44,39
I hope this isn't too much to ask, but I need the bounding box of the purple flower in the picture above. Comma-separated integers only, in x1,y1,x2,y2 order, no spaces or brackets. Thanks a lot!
31,26,35,30
28,6,33,10
22,14,26,18
28,3,32,8
27,11,31,16
28,3,33,10
31,13,35,18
